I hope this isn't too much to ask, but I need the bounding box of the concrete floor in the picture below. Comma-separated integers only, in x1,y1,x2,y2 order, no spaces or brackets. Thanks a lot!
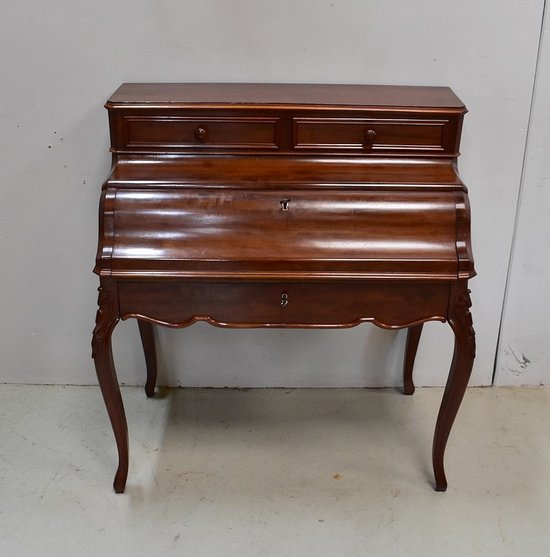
0,385,549,556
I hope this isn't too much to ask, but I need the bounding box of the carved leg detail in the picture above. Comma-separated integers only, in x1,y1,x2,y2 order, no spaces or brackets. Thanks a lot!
403,324,423,395
432,286,475,491
138,320,158,398
92,281,128,493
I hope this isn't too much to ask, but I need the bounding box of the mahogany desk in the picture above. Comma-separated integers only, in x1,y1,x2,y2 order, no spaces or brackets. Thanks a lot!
92,83,476,493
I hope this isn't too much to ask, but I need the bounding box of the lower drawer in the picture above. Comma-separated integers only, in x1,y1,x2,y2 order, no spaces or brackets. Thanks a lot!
118,281,450,328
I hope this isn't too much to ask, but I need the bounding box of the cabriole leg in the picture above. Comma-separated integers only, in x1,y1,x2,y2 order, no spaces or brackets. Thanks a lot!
432,284,475,491
92,279,128,493
138,320,158,398
403,324,423,395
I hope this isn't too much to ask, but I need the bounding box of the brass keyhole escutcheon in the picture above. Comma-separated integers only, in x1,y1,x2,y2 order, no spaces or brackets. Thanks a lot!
280,198,291,211
280,293,289,307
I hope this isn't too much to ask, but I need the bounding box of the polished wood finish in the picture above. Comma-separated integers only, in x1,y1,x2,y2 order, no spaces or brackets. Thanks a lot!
118,281,449,329
137,320,157,398
92,279,127,493
292,117,453,154
403,324,424,395
106,83,467,109
433,284,476,490
92,83,475,493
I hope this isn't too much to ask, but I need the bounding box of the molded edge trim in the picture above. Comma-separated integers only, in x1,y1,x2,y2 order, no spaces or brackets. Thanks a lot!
120,313,447,330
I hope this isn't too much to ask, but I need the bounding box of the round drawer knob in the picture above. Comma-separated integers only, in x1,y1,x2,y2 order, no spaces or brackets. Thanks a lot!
194,127,208,142
364,128,377,147
280,293,289,307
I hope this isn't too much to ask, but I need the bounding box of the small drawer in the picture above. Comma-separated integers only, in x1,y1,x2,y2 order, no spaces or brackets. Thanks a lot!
119,115,280,151
118,281,450,329
293,117,450,154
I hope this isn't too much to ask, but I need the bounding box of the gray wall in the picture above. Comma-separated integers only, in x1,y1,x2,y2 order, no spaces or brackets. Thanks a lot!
496,5,550,385
0,1,546,387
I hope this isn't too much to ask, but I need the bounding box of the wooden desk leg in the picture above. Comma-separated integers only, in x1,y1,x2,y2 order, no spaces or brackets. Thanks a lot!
403,324,423,395
432,284,475,491
92,280,128,494
138,320,158,398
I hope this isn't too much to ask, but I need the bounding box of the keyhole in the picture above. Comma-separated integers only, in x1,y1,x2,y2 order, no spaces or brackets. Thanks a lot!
280,198,290,211
280,293,289,307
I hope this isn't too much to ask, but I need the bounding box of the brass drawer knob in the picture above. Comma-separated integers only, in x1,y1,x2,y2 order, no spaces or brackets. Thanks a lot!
194,127,208,142
280,293,289,307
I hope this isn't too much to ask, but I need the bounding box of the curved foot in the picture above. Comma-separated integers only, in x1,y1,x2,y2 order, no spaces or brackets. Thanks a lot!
92,279,128,493
113,466,127,494
432,284,475,492
138,320,158,398
403,324,423,395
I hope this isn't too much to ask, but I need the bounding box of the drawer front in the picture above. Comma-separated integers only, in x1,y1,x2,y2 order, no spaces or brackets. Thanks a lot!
293,117,452,154
118,281,450,328
109,188,460,280
118,115,280,151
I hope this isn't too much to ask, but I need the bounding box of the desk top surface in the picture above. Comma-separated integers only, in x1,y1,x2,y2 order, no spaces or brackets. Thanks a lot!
107,83,465,111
